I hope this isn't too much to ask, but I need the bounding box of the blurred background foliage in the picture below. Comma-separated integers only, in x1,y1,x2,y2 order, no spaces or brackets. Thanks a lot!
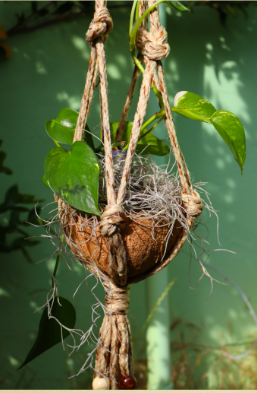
1,0,257,390
2,1,255,37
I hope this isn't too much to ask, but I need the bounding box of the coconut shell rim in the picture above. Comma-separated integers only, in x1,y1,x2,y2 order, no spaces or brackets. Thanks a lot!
57,197,194,286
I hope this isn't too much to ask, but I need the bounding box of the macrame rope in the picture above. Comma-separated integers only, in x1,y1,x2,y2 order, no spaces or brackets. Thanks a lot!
65,1,204,389
91,1,129,287
117,60,155,205
114,53,143,143
73,0,128,286
116,1,169,206
93,282,133,390
148,0,202,216
73,49,98,143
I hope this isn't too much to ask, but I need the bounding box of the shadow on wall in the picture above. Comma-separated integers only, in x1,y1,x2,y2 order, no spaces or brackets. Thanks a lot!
163,4,257,389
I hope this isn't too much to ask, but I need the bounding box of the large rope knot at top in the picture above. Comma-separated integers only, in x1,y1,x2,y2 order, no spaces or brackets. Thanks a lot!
85,6,113,44
136,20,170,61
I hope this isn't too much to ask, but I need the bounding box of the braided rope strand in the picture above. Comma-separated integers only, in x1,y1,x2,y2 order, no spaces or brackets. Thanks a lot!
117,59,155,205
73,48,98,143
93,283,133,390
114,53,143,143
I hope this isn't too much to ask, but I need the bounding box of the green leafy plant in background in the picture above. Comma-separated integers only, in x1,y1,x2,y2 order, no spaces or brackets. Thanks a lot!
20,0,246,375
4,1,253,37
0,140,76,369
0,140,43,263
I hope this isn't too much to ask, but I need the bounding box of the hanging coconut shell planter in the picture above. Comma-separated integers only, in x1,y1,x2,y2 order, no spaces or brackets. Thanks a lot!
41,0,246,389
52,0,204,291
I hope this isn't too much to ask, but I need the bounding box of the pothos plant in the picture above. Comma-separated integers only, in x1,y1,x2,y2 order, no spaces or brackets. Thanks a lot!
20,0,246,372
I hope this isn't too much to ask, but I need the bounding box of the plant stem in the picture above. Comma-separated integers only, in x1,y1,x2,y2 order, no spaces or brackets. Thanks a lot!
129,0,138,35
138,115,165,141
129,0,166,50
54,140,60,148
141,109,165,132
132,51,144,73
135,0,141,21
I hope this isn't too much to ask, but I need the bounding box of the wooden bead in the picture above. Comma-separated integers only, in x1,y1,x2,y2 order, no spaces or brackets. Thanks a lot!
119,375,136,390
92,377,109,390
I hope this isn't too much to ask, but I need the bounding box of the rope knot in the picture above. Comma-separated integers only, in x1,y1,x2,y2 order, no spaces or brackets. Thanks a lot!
182,190,203,218
86,7,113,44
100,204,125,237
136,25,170,61
104,281,130,315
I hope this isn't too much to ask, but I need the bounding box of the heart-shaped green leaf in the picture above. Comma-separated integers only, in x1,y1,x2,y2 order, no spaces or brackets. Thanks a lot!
19,296,76,369
110,122,170,156
44,142,100,215
210,110,246,174
172,91,216,122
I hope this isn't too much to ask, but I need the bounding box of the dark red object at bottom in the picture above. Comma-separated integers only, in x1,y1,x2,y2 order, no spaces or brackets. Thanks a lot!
119,375,137,389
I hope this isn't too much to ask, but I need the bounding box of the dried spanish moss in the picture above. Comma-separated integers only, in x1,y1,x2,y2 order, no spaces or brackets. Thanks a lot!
99,151,189,231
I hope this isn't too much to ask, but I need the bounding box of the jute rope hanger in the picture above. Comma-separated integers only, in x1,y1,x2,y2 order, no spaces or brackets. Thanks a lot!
57,0,203,389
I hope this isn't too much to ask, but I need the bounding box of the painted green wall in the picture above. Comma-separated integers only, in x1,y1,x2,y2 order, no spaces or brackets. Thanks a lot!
1,1,257,389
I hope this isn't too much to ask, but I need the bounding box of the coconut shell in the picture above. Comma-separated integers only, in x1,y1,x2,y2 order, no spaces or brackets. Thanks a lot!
58,200,186,281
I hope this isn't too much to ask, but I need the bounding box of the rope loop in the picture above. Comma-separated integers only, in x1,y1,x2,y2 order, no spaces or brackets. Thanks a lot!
100,204,125,237
86,7,113,44
182,190,203,218
104,281,130,315
136,24,170,61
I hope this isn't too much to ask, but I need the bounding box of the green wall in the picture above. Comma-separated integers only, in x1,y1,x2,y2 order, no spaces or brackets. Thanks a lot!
1,1,257,389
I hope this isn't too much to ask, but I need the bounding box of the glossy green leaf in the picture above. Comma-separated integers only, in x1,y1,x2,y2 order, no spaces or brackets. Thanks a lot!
19,296,76,369
46,108,94,149
172,91,216,122
46,120,74,145
164,1,189,11
56,108,79,130
110,122,170,156
44,142,100,215
210,110,246,173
